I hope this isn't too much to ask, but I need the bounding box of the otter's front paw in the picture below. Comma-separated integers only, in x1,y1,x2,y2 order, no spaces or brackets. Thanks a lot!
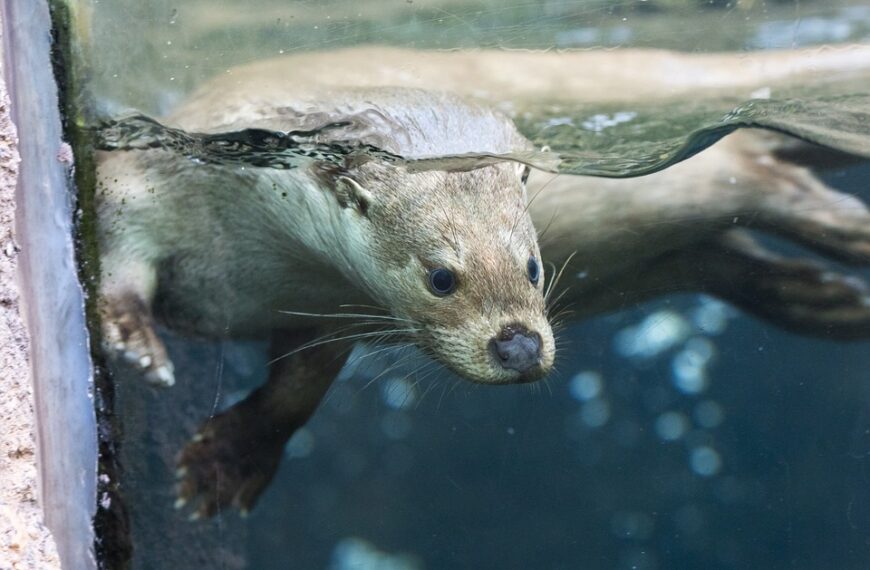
100,296,175,387
175,408,286,519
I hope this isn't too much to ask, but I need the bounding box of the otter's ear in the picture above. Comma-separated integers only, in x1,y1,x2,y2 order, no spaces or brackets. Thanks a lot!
335,175,374,216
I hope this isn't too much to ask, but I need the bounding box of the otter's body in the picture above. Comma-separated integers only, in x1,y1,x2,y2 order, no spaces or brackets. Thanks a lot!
99,88,534,338
100,152,358,337
97,48,870,518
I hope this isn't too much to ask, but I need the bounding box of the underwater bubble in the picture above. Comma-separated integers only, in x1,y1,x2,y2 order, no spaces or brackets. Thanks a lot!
614,310,691,360
381,377,417,410
285,428,315,459
611,511,655,540
569,371,604,401
655,411,689,441
671,341,715,395
671,362,708,394
329,537,421,570
684,337,715,362
690,446,722,477
694,400,724,429
380,411,412,440
580,398,611,428
691,296,734,335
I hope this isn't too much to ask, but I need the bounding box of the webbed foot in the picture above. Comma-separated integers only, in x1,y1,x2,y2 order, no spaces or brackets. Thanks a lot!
754,156,870,266
743,263,870,340
175,398,287,518
711,231,870,340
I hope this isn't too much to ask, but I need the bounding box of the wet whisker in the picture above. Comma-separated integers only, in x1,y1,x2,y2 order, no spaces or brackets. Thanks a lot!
545,251,577,305
279,309,413,323
269,327,420,365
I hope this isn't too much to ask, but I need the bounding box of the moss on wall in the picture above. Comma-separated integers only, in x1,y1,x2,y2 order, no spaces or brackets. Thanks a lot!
46,1,132,568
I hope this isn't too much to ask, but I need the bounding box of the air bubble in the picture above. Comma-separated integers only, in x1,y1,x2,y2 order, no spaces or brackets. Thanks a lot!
655,411,689,441
614,310,691,359
381,377,417,409
690,446,722,477
569,371,603,401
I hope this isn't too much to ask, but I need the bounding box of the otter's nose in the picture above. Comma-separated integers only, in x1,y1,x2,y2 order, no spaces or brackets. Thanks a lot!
490,325,542,373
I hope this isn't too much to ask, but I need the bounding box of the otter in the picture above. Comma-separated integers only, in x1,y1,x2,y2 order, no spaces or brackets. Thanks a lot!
96,47,870,518
97,87,557,517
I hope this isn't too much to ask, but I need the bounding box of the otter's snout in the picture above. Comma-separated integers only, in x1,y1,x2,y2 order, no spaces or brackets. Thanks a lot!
490,325,543,377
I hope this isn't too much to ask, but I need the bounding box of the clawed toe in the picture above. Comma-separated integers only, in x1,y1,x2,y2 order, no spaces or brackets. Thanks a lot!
100,296,175,387
143,363,175,387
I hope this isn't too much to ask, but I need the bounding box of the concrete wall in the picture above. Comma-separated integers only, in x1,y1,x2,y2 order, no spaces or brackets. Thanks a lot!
0,34,63,570
0,1,98,568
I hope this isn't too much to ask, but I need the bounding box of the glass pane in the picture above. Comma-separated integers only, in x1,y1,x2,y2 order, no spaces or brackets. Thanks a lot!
69,1,870,568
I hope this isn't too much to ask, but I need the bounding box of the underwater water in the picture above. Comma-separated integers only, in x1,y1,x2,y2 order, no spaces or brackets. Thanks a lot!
65,0,870,568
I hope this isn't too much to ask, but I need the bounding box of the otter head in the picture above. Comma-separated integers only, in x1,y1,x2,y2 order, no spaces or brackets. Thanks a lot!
328,160,555,384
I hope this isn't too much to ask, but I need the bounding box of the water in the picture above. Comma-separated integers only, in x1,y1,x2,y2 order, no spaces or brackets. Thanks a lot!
94,84,870,177
91,2,870,177
67,1,870,568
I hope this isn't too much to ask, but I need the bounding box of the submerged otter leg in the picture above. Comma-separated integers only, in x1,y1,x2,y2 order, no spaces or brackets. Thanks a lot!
697,230,870,340
751,158,870,266
603,229,870,340
175,329,348,518
99,258,175,386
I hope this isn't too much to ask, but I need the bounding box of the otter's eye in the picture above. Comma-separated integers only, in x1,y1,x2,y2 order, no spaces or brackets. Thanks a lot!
428,268,457,296
527,256,540,286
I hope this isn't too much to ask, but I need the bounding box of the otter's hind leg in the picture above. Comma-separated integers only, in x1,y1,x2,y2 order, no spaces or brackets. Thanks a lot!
750,153,870,266
698,230,870,339
175,330,348,518
621,229,870,340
